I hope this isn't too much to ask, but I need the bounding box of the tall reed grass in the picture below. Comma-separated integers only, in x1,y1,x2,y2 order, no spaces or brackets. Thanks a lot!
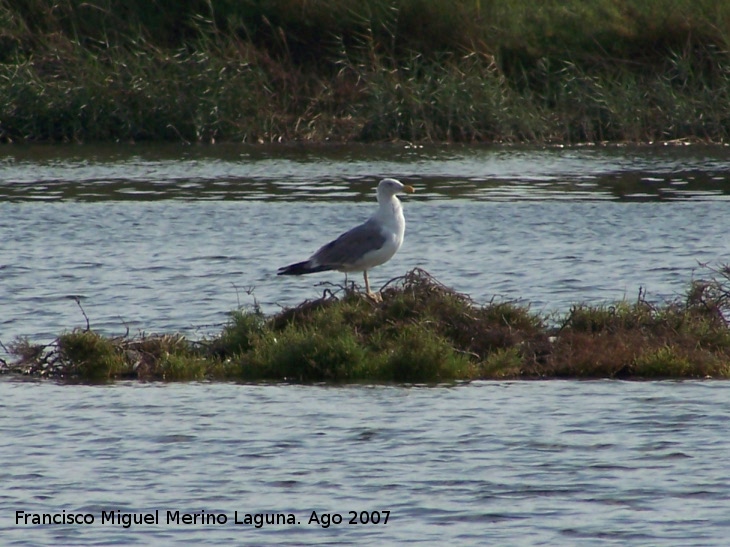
1,0,729,143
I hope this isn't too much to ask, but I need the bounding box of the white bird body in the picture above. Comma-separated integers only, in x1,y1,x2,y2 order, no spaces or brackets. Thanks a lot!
277,178,414,295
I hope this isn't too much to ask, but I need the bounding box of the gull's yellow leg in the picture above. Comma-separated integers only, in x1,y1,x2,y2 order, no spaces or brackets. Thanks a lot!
363,271,371,295
364,271,382,302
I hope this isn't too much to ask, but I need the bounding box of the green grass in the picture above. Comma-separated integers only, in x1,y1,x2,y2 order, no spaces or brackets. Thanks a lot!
57,329,128,381
243,324,369,382
4,267,730,383
1,0,729,143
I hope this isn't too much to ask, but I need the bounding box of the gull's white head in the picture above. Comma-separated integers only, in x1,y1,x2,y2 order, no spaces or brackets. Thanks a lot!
376,178,415,201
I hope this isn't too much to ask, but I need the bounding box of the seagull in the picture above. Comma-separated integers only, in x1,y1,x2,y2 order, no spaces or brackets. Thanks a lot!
277,178,415,297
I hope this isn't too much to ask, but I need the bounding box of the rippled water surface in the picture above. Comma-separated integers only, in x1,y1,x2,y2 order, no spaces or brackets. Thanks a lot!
2,143,729,347
2,379,730,546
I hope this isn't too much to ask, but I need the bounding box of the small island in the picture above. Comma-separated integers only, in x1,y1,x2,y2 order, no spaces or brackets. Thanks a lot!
3,267,729,383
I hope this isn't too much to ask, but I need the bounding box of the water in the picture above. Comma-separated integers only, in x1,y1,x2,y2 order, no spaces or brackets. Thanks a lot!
1,379,730,545
2,144,730,545
1,144,729,348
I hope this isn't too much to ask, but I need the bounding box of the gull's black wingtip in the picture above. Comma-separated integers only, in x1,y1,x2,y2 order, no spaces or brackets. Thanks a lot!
277,261,331,276
277,261,306,276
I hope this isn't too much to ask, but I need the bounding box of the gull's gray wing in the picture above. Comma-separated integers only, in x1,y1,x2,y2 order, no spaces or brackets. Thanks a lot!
311,218,386,268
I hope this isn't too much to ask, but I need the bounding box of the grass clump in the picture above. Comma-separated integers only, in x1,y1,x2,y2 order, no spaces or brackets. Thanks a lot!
57,329,128,381
633,346,693,378
210,308,267,358
3,266,730,383
243,325,368,382
376,323,474,383
481,347,524,378
130,334,208,381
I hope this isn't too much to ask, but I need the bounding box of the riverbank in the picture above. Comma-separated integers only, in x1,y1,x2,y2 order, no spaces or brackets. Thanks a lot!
1,0,729,144
3,268,730,382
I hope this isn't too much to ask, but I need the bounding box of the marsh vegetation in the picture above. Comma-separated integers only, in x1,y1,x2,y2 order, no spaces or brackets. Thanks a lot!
2,0,730,143
4,267,730,383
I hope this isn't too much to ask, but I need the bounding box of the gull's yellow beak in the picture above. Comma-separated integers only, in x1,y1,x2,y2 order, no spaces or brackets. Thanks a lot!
403,185,415,193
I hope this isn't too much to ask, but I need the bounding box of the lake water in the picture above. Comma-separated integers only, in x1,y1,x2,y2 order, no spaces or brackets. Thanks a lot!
2,379,730,545
1,143,730,545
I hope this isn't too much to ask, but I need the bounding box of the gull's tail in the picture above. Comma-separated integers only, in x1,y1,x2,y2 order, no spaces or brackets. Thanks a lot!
277,261,332,276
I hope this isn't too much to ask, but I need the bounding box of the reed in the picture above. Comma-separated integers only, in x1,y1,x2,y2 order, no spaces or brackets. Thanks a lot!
1,0,729,143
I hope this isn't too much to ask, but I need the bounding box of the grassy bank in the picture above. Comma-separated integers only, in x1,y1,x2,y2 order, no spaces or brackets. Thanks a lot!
1,0,730,143
3,267,730,383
